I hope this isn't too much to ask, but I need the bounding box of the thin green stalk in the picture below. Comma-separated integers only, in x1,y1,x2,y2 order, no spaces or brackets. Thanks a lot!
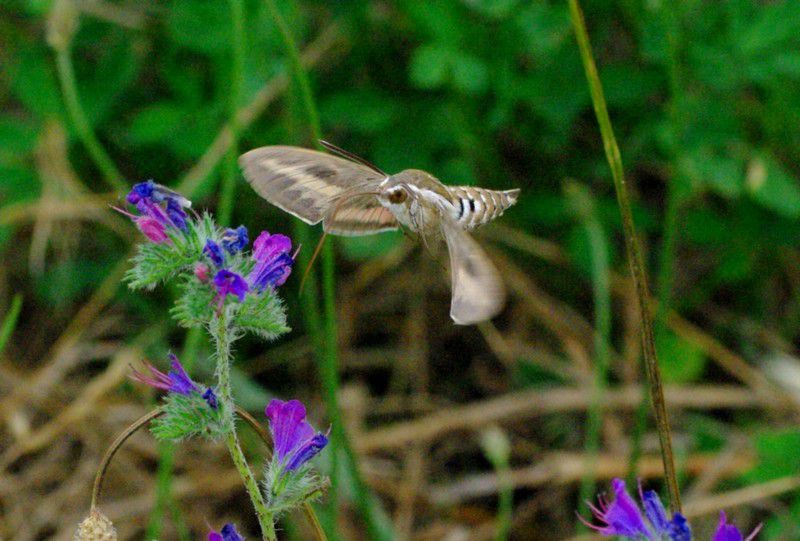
146,328,202,540
630,0,687,485
218,0,246,225
53,47,125,191
480,428,512,541
567,0,681,513
0,295,22,357
213,312,276,540
566,184,611,516
263,2,392,539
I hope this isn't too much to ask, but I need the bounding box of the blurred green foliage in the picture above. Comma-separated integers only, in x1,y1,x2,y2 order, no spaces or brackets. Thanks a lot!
3,0,800,534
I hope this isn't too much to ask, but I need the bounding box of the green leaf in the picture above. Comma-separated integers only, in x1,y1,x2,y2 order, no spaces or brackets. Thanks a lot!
409,44,451,89
10,47,64,118
150,392,226,442
167,0,232,53
746,152,800,218
128,102,188,145
461,0,519,19
321,90,401,134
746,428,800,483
657,330,707,384
451,53,489,95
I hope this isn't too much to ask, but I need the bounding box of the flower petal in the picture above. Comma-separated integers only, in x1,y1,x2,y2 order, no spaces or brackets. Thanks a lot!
265,399,315,461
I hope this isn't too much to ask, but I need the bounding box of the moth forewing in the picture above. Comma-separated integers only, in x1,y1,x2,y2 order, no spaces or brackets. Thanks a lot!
441,220,505,325
239,146,383,225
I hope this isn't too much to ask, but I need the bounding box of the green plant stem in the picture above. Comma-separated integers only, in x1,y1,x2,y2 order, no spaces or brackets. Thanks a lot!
567,0,681,513
567,184,611,519
494,466,513,541
53,46,125,191
629,0,687,485
218,0,246,225
263,2,392,539
213,312,276,540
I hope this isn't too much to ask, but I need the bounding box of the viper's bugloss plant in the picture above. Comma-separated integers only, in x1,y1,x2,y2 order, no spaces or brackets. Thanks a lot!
583,478,761,541
115,181,325,540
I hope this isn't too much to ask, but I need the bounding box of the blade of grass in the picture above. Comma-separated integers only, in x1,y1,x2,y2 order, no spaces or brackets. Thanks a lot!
567,0,682,512
0,295,23,357
565,182,612,520
47,1,125,191
262,2,393,538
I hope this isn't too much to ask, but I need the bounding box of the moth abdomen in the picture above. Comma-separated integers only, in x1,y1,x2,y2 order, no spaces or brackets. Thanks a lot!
449,186,520,229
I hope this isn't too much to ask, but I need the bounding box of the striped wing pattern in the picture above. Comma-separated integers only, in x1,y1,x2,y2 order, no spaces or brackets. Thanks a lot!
323,193,398,236
239,146,386,225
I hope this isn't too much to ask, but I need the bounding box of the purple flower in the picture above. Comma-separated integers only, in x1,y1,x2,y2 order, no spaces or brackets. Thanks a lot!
126,180,155,205
222,225,249,254
248,231,294,291
712,512,761,541
194,262,211,283
582,478,690,540
213,269,249,308
130,354,199,395
204,240,225,268
166,198,188,230
266,399,328,472
118,181,192,242
208,523,245,541
202,387,219,409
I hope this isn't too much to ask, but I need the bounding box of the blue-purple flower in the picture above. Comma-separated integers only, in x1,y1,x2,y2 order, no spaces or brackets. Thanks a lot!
248,231,294,291
222,225,249,254
204,240,225,268
582,478,690,540
266,399,328,472
130,353,218,409
208,523,245,541
584,479,760,541
712,512,761,541
213,269,249,308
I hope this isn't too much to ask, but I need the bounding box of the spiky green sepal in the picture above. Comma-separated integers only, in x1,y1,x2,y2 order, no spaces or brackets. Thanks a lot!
150,391,226,442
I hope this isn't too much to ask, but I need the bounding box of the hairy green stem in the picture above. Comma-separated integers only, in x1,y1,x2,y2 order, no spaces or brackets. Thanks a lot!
0,295,22,356
213,313,276,540
53,47,125,191
567,0,682,512
566,183,612,518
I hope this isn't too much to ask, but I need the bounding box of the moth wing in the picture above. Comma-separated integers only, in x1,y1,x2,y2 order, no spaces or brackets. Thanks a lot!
239,146,384,224
323,192,398,236
441,219,505,325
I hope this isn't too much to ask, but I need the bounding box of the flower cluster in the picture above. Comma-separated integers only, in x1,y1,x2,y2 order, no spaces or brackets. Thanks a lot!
584,478,761,541
203,230,294,309
263,399,329,514
208,523,245,541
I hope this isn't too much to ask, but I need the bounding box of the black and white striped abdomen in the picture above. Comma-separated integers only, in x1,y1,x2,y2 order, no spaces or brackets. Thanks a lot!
448,186,520,229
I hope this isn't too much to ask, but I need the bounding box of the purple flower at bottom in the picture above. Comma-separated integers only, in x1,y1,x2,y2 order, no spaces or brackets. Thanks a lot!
213,269,249,308
248,231,294,291
266,399,328,472
112,207,170,244
208,523,245,541
712,512,762,541
126,180,155,205
584,478,652,538
130,354,199,395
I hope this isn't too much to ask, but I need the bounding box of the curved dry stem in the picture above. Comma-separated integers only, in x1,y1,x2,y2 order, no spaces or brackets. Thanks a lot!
90,406,327,541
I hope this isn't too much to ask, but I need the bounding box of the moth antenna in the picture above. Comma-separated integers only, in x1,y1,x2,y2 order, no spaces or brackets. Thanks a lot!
298,189,382,294
319,140,387,176
299,232,327,295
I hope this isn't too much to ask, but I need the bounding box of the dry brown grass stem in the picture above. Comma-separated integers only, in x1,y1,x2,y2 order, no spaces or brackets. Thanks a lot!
356,385,786,453
428,451,755,505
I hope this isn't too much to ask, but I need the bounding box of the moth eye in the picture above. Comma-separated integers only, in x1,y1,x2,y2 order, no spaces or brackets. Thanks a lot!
388,188,407,204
